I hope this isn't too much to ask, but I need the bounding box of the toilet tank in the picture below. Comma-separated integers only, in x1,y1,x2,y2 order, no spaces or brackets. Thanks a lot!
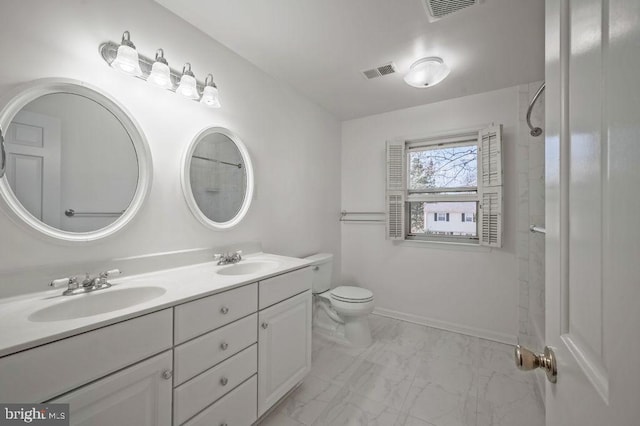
304,253,333,294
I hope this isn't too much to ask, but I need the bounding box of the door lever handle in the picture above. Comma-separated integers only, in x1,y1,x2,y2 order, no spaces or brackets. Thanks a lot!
514,344,557,383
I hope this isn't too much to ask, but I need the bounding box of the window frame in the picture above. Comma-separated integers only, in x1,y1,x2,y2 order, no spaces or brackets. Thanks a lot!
385,124,502,248
404,134,480,244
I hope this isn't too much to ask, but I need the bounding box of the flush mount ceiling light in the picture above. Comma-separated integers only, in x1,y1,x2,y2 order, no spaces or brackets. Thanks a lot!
404,57,450,88
147,49,173,90
110,31,143,77
200,74,221,108
99,31,221,107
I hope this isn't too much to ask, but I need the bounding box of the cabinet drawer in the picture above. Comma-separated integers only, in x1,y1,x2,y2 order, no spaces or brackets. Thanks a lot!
173,344,257,425
174,283,257,344
259,267,312,309
183,375,257,426
174,313,257,385
0,309,173,403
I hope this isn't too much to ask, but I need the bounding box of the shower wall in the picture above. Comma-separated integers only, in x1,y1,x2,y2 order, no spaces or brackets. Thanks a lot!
517,82,546,400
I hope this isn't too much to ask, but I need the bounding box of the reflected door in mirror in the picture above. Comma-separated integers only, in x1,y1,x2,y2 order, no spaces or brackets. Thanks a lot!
5,110,62,228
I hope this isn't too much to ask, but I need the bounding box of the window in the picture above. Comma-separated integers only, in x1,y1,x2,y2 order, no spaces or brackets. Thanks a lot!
462,212,476,222
385,126,503,246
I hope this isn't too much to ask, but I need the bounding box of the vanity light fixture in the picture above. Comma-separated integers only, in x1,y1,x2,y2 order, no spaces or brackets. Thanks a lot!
200,74,221,108
147,49,173,90
110,31,143,77
176,63,200,100
403,56,450,88
99,31,221,107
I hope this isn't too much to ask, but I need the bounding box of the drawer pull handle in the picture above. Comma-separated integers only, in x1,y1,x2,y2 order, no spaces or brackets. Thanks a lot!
220,377,229,386
162,370,173,380
220,342,229,350
220,306,229,314
261,322,269,329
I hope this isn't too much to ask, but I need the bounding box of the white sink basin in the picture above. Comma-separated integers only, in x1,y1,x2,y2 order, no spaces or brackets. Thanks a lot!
216,261,279,276
29,286,166,322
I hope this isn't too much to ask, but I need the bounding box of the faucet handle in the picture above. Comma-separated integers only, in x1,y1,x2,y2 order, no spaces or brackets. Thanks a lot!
100,269,121,279
49,276,79,290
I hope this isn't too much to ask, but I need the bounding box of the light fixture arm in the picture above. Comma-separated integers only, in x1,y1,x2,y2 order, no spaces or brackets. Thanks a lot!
204,73,218,88
154,48,168,65
120,31,135,49
99,41,207,94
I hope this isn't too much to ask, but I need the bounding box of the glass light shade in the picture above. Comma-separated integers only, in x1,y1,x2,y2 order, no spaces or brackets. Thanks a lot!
177,74,199,100
200,85,221,108
148,61,172,89
404,57,450,88
111,44,143,77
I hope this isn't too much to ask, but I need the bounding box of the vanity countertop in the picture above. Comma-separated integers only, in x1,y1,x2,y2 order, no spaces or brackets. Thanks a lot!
0,252,312,358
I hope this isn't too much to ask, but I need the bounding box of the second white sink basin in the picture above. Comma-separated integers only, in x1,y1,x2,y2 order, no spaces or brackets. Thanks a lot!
29,286,167,322
216,260,279,276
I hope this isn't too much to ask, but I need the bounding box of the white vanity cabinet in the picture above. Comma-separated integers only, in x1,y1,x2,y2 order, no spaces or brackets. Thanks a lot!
0,264,313,426
257,268,313,417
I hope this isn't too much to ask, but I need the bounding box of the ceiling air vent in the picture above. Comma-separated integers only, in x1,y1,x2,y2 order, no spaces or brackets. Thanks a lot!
361,62,397,80
423,0,482,21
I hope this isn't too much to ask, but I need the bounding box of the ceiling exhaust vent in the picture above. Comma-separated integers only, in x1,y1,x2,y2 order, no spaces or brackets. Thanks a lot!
423,0,482,21
361,62,397,80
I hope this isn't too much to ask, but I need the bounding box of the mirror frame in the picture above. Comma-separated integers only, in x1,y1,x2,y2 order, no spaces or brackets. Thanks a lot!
181,127,254,230
0,78,153,242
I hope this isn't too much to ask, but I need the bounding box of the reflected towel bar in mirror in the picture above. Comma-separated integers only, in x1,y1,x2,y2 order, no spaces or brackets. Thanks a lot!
65,209,125,218
192,155,242,168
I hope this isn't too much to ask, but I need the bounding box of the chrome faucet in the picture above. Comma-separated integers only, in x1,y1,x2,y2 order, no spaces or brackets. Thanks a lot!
50,269,121,296
214,250,243,265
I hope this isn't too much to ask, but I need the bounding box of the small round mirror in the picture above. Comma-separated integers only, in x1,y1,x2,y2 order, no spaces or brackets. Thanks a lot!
182,127,253,229
0,79,152,241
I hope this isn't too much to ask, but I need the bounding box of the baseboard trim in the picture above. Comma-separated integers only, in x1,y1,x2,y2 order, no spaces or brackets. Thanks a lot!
372,307,517,345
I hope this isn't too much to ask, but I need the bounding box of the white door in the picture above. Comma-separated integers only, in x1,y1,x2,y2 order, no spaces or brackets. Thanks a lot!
5,110,61,227
544,0,640,425
258,290,312,417
51,351,173,426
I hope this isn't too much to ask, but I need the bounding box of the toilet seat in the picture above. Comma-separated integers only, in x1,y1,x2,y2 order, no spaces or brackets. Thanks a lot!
330,286,374,303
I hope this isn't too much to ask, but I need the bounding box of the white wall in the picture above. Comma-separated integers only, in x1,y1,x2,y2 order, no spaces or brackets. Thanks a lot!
341,86,522,342
0,0,341,296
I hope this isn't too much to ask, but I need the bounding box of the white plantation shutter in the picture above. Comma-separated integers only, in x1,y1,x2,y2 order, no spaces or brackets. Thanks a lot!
478,125,503,247
386,140,405,240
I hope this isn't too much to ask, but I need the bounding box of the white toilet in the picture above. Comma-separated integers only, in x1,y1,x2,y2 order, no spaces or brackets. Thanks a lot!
305,253,375,347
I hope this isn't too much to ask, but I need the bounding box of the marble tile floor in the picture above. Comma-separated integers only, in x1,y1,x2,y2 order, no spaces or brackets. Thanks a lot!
258,314,544,426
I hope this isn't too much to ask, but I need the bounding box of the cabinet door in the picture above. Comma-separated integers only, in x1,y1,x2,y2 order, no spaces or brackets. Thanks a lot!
51,351,172,426
258,290,312,416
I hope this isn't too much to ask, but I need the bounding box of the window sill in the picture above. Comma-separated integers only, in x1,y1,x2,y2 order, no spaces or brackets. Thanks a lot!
397,238,492,252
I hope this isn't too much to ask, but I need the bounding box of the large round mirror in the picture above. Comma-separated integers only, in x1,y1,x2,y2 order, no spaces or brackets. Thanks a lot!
0,79,152,241
182,127,253,229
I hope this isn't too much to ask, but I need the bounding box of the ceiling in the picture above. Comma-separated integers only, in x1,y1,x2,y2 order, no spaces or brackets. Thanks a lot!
155,0,544,120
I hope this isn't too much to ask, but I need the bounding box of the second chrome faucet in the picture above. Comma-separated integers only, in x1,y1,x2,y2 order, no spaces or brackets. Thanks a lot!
214,250,242,265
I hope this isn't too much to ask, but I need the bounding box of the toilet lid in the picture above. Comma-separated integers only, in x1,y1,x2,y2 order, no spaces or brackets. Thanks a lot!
330,286,374,303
